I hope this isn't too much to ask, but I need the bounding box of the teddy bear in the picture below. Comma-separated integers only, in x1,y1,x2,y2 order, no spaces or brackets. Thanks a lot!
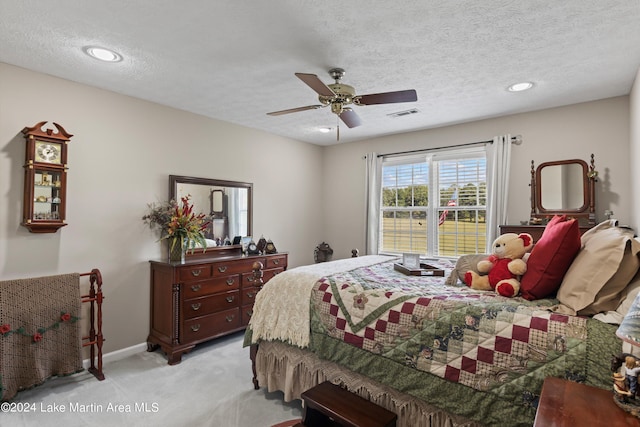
464,232,533,297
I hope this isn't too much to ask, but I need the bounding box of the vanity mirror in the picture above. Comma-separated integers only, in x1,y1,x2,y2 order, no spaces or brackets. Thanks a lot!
169,175,252,254
530,154,596,226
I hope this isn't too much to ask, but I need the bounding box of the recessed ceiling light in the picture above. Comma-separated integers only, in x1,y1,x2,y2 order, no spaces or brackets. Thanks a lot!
83,46,122,62
507,82,534,92
319,127,332,133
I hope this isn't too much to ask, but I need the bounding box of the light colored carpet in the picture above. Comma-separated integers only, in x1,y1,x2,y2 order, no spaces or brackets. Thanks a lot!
270,420,302,427
3,331,302,426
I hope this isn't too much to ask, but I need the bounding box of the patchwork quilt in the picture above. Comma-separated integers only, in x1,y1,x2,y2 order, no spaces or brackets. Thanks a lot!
307,259,620,426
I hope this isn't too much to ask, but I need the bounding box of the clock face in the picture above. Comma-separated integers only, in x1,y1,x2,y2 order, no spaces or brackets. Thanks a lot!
265,241,277,253
35,141,62,164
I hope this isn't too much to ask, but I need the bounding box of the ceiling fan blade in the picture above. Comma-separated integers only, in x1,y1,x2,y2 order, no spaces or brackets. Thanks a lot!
356,89,417,105
339,108,362,128
295,73,336,97
266,105,324,116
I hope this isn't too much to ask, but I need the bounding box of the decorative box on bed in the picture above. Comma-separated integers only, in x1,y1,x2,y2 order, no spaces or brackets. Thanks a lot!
148,247,287,365
245,229,635,427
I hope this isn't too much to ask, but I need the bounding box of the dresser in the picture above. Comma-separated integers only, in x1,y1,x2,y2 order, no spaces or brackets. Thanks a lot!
147,251,287,365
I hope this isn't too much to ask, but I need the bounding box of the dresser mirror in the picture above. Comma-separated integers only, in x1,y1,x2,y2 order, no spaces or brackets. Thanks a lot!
530,155,596,226
169,175,252,252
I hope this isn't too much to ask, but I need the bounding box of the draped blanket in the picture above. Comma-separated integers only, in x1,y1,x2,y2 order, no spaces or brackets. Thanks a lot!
0,274,83,401
249,255,395,347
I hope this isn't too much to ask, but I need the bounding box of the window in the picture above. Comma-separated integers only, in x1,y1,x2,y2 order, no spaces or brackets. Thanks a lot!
379,148,487,257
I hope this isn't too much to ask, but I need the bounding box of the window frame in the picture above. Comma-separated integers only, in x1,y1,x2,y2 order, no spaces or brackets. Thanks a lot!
378,146,487,258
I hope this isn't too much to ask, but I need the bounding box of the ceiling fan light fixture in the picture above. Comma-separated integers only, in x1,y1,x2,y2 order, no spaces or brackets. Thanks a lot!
83,46,122,62
507,81,534,92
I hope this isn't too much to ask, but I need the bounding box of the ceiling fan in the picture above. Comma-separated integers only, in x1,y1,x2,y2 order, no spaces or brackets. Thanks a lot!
267,68,417,137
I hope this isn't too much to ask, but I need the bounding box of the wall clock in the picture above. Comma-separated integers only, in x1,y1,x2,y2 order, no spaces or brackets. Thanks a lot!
21,121,73,233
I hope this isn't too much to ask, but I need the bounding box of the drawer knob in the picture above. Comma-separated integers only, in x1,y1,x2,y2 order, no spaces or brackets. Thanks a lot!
246,310,253,317
246,292,256,299
225,315,234,322
191,303,201,311
273,259,279,265
190,284,202,292
247,276,254,283
191,324,201,332
226,278,235,286
218,266,228,273
190,269,202,277
226,296,235,303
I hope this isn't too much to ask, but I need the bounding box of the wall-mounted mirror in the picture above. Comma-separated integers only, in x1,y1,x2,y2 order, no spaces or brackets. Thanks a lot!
169,175,252,250
530,155,596,226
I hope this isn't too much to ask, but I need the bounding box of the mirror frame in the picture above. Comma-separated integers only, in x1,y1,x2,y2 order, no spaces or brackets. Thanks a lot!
169,175,253,256
530,155,596,226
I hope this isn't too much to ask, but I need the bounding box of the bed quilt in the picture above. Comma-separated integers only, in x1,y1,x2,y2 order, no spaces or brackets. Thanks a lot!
308,259,620,426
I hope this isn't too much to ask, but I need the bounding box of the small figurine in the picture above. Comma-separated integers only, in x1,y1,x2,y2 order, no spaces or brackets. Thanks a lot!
612,354,640,416
625,356,640,398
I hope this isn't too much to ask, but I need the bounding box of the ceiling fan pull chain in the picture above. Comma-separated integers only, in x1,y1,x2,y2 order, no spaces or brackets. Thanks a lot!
337,116,340,141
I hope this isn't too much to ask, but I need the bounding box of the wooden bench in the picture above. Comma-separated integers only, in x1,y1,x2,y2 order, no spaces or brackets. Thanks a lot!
296,381,397,427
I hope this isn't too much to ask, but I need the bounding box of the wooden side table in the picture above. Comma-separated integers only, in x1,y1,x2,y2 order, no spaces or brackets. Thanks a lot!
534,377,639,426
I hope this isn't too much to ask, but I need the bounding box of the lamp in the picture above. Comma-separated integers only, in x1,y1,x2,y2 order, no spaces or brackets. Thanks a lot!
613,292,640,417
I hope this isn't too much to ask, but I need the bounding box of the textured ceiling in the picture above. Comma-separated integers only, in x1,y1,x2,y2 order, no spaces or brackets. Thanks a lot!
1,1,639,146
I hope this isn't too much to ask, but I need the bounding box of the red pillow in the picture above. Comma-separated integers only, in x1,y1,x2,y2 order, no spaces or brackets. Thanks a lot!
520,216,581,300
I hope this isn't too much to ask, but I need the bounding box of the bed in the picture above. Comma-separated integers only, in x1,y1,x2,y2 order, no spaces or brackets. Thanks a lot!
245,219,640,427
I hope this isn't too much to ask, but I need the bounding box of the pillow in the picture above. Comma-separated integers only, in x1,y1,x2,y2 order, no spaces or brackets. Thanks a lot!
555,220,640,315
520,215,581,300
445,254,488,286
593,270,640,324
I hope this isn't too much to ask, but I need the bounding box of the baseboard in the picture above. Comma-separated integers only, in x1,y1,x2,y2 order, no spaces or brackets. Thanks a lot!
82,342,147,369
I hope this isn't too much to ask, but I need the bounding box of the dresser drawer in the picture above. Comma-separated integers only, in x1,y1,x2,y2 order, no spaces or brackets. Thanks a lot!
265,255,287,269
263,267,285,283
241,286,260,306
182,307,241,342
212,258,257,276
181,275,241,299
183,290,240,320
177,264,213,281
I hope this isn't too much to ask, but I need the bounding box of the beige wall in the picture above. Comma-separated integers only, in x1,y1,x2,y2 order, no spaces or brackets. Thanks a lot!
630,68,640,232
0,63,325,353
322,97,631,259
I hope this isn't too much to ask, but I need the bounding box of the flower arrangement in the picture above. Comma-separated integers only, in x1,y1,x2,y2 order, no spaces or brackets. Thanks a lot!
142,196,210,255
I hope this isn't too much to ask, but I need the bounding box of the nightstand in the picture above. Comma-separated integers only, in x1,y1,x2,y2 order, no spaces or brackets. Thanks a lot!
534,377,639,426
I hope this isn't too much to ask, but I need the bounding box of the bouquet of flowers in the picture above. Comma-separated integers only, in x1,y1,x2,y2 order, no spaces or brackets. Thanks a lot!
142,196,210,254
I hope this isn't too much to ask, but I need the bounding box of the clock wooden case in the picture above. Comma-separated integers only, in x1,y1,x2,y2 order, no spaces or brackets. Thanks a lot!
21,121,73,233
